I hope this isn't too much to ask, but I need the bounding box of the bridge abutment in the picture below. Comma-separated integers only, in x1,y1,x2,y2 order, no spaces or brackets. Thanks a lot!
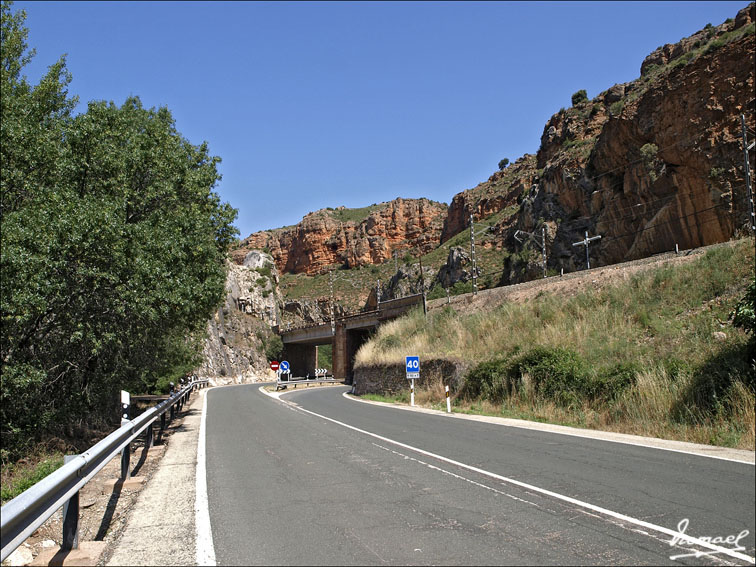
283,344,318,377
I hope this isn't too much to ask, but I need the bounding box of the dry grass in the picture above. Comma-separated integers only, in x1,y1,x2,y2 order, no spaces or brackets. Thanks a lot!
355,238,755,449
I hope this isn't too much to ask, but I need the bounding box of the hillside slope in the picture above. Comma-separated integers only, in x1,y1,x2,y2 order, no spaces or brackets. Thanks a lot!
354,237,755,449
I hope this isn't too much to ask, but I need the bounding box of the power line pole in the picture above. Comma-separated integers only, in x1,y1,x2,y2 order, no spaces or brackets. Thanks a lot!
329,270,335,335
470,213,478,295
418,255,427,317
741,113,755,232
514,226,548,278
572,231,602,270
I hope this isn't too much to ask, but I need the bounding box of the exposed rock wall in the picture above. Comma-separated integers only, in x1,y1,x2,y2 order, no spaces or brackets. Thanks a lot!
196,251,282,382
231,4,754,296
515,6,755,274
236,198,447,275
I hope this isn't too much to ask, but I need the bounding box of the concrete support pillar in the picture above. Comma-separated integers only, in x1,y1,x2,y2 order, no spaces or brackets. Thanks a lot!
283,344,318,377
333,324,348,383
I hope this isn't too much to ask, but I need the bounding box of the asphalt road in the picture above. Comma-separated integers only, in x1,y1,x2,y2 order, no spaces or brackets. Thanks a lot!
204,384,755,566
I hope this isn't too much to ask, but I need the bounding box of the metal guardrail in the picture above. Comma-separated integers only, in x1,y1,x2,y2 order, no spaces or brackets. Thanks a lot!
0,379,209,562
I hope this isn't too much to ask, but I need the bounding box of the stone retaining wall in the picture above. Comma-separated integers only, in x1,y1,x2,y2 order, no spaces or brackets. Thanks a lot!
353,359,470,396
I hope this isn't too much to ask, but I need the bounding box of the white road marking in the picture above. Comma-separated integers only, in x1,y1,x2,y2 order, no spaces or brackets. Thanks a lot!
343,392,755,465
196,388,216,566
260,386,755,564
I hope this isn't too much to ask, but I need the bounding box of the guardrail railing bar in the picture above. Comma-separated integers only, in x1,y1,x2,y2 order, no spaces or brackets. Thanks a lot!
0,379,208,562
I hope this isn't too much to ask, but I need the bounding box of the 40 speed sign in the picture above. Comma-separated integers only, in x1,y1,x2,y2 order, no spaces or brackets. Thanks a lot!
405,356,419,380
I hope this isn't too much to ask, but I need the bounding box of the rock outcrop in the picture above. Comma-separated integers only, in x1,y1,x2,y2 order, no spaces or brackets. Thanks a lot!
492,4,755,280
230,3,754,301
236,198,447,275
196,251,282,382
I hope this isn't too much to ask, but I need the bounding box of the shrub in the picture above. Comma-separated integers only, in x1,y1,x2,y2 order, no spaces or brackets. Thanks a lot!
609,100,624,115
461,357,515,403
508,346,591,405
498,158,509,170
590,362,639,401
731,278,755,335
571,89,588,106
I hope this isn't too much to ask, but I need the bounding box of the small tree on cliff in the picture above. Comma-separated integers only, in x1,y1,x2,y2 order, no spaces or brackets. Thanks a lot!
571,89,588,106
498,158,510,170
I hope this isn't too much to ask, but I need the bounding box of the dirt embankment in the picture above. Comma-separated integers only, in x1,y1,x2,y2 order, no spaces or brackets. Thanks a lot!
427,240,741,317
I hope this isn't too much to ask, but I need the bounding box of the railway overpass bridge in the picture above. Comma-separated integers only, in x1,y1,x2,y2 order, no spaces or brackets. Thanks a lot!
279,294,424,382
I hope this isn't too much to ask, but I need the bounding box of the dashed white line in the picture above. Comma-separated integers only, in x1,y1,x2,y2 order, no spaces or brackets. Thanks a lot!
262,386,755,564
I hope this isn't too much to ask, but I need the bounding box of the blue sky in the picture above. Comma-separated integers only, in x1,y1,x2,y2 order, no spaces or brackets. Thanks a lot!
14,1,750,238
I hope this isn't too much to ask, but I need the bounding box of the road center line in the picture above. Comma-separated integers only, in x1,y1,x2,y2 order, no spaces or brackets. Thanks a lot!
262,386,755,564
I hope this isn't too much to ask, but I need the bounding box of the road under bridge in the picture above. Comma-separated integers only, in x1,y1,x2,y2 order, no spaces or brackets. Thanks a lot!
279,294,424,382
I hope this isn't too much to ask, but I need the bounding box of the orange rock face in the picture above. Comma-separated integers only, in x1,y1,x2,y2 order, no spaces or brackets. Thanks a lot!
235,198,447,275
233,4,755,282
524,5,755,270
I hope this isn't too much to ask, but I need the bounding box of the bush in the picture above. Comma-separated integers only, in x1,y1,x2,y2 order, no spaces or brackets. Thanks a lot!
461,358,515,403
498,158,509,170
571,89,588,106
590,362,639,401
258,332,283,362
508,346,591,405
731,278,755,335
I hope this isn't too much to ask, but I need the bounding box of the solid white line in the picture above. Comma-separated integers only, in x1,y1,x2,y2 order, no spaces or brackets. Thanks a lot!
263,388,754,564
343,392,755,465
195,388,216,567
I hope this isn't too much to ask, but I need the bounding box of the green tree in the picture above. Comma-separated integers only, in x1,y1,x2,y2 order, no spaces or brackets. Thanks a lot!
498,158,509,170
571,89,588,106
1,2,238,460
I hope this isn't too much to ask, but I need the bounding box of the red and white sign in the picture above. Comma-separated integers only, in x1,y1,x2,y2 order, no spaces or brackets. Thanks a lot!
270,361,280,371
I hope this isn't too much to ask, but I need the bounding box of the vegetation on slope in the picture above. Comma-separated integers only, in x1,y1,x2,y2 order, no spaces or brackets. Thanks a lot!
0,2,238,463
355,238,755,448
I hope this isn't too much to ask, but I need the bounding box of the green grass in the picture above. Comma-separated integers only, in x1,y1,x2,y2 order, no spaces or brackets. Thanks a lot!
355,238,755,448
325,203,386,224
1,455,64,504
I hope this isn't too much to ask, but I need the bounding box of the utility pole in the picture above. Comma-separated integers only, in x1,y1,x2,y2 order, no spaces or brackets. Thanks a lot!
329,270,335,335
741,113,755,232
572,231,602,270
419,255,427,316
514,226,548,278
470,213,478,295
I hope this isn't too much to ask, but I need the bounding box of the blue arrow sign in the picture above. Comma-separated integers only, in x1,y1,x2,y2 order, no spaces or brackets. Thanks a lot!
280,361,290,372
405,356,419,380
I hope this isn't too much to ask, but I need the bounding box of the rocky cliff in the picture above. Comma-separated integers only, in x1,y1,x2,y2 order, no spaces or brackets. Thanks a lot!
229,3,754,303
196,251,282,382
435,4,754,283
501,4,755,278
235,198,447,275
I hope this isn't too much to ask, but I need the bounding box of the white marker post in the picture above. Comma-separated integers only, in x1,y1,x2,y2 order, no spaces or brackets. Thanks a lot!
445,385,451,413
405,356,419,408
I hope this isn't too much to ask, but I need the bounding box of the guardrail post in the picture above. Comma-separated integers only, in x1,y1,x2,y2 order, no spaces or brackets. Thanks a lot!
120,391,131,480
145,423,154,450
61,455,79,551
158,412,166,443
169,383,175,421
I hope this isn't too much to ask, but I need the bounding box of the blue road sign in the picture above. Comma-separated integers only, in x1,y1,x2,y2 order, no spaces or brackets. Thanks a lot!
405,356,419,380
280,360,290,372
